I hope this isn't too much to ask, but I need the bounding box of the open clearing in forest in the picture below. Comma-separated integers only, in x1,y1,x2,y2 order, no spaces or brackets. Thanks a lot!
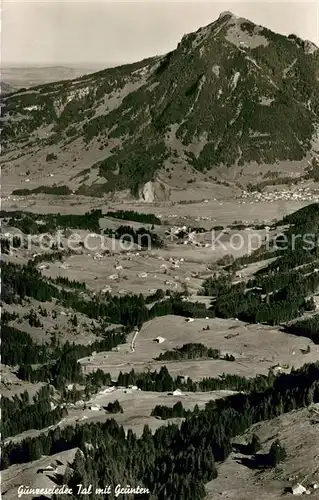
79,315,319,381
4,389,237,445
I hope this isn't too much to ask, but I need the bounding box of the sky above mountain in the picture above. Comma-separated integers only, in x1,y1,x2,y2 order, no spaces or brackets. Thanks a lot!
3,0,318,66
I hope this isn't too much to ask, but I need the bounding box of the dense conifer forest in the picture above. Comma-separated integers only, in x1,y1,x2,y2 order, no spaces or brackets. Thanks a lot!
2,363,318,500
199,203,319,334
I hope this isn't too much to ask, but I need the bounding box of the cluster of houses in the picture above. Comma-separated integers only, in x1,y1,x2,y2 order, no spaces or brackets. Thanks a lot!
241,187,319,204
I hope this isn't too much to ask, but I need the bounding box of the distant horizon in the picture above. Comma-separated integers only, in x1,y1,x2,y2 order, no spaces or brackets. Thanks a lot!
3,2,318,66
2,63,123,69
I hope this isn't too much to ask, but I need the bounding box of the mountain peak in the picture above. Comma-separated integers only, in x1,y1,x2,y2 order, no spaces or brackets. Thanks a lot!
2,13,319,199
218,11,237,20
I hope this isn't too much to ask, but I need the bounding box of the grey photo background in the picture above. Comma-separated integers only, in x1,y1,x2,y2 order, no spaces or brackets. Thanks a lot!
2,1,318,67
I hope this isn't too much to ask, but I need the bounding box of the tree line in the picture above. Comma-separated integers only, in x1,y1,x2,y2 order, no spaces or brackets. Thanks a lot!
1,386,67,440
285,315,319,344
7,209,103,234
105,209,161,226
155,343,235,362
2,262,214,328
151,401,191,419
